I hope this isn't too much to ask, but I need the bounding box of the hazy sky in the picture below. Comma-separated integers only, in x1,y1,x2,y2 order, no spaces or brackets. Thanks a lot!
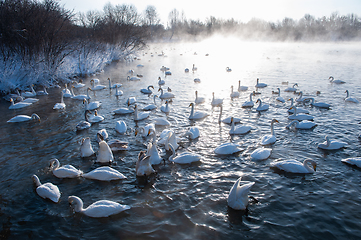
60,0,361,25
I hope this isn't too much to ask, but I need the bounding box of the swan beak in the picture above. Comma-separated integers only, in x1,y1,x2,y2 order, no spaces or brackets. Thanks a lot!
313,165,317,171
135,129,139,136
188,103,192,107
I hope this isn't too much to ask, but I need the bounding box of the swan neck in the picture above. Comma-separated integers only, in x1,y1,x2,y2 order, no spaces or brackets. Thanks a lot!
271,122,275,135
346,90,349,98
218,106,222,123
304,159,315,173
249,93,253,101
325,136,330,147
190,104,194,118
52,159,60,169
70,196,84,213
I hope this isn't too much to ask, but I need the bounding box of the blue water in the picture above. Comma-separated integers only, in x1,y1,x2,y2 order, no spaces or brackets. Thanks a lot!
0,38,361,239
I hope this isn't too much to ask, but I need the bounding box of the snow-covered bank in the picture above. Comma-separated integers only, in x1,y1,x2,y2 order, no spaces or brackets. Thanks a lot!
0,45,138,96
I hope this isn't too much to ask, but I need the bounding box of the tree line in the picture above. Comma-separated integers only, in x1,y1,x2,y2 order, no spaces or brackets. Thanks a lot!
0,0,360,93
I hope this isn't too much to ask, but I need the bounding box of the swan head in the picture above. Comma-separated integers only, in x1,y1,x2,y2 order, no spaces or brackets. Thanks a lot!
306,159,317,172
271,119,279,124
31,113,41,121
329,76,334,81
189,103,194,107
49,158,60,168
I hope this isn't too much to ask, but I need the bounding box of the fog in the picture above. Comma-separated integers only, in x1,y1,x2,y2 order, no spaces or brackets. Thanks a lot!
0,0,360,95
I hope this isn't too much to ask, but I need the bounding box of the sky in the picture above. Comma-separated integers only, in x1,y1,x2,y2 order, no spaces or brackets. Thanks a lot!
59,0,361,25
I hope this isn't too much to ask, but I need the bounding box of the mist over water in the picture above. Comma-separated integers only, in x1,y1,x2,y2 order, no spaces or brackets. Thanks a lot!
0,37,361,239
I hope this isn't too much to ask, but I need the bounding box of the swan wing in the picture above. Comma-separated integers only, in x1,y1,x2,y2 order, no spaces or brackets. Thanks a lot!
83,167,126,181
271,160,308,173
53,165,82,178
228,178,254,210
342,157,361,168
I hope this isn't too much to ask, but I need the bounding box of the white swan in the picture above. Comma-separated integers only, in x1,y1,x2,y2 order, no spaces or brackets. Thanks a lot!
115,120,127,134
287,98,309,114
158,76,165,86
329,76,345,84
288,107,314,121
140,85,154,94
261,119,279,145
83,98,101,111
250,148,272,160
271,159,317,173
242,93,254,108
195,91,205,104
255,78,267,88
96,129,108,142
296,91,306,102
108,78,122,89
284,83,298,92
71,87,91,100
62,84,72,98
341,157,361,168
134,104,150,121
68,195,130,218
184,126,200,139
146,131,163,165
160,100,171,113
218,105,241,124
214,142,242,155
49,158,82,178
112,104,134,115
76,110,92,131
88,110,104,123
227,177,255,210
152,117,170,126
82,166,126,181
143,95,158,110
226,67,232,72
7,113,40,123
229,117,251,135
135,123,155,138
127,76,140,81
168,143,201,164
286,120,317,130
164,131,179,151
19,96,39,103
211,92,223,107
32,175,60,203
90,79,106,91
275,88,285,103
96,140,114,163
238,80,248,91
345,90,359,103
303,97,331,108
9,98,32,109
158,87,175,99
72,80,85,88
230,86,240,98
136,151,155,176
188,103,208,120
256,99,269,112
317,135,347,150
115,85,123,96
21,85,36,98
53,92,66,109
80,137,95,157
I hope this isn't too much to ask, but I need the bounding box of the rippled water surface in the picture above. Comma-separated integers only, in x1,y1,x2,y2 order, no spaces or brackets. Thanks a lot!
1,38,361,239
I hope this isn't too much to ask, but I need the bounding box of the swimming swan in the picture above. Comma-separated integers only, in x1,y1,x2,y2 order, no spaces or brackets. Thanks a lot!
211,92,223,107
260,119,279,145
344,90,359,103
229,117,251,135
160,100,171,113
238,80,248,91
32,175,60,203
275,88,285,103
96,140,114,163
146,131,163,165
158,87,175,99
76,110,92,131
242,93,254,108
189,102,208,120
90,79,106,91
214,142,242,155
168,143,201,164
136,151,155,176
83,98,101,111
115,120,127,134
341,157,361,168
143,95,158,110
250,148,272,160
134,104,150,121
88,110,104,123
227,177,255,210
49,158,82,178
7,113,40,123
284,83,298,92
303,97,331,108
288,107,314,121
195,91,205,104
218,105,241,124
287,98,309,114
82,166,126,181
9,98,32,109
271,159,317,173
108,78,122,89
255,78,267,88
286,120,317,130
329,76,345,84
80,137,95,157
53,92,66,110
68,195,130,218
184,126,200,139
317,135,347,150
256,99,269,112
230,85,240,98
140,85,154,94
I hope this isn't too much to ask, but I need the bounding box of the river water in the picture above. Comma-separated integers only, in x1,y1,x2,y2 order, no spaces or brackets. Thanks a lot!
0,37,361,239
